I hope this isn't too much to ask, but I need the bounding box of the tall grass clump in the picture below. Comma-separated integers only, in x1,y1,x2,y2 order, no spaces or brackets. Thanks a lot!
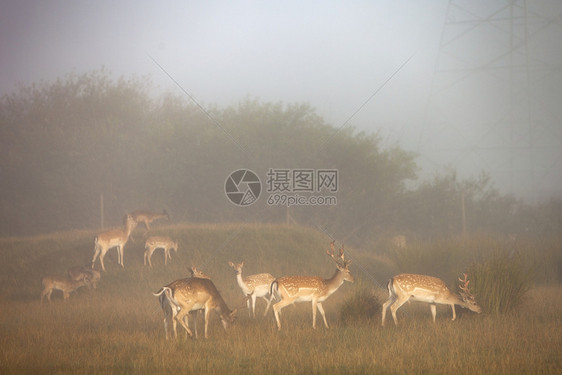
467,250,535,314
339,279,381,324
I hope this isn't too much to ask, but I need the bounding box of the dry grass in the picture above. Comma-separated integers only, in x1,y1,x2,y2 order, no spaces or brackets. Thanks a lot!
0,224,560,374
0,286,560,374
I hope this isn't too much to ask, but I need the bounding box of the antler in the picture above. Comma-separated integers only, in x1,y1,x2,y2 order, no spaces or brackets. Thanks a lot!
327,241,349,266
458,273,475,301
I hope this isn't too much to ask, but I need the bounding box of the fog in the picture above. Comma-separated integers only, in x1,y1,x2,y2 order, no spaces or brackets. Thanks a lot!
1,0,561,201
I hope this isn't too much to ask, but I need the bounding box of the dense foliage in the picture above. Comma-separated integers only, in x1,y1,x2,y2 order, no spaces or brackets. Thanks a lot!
1,70,560,241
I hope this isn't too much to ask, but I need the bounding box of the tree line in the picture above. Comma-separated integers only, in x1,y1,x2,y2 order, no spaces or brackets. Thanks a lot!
1,69,559,242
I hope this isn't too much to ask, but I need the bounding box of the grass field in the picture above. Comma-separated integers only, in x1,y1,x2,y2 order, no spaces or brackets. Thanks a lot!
0,223,560,374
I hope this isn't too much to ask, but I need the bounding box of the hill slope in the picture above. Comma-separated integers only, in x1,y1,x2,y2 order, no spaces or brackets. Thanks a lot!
0,223,387,303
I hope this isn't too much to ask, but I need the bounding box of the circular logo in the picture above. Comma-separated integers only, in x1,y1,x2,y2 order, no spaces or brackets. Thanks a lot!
225,169,261,206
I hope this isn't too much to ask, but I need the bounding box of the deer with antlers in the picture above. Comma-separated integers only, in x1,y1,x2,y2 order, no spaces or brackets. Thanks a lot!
270,241,353,330
381,273,482,326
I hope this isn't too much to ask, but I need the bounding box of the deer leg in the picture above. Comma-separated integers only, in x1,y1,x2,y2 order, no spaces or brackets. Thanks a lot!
246,295,252,317
192,311,199,339
311,300,318,329
99,250,107,272
317,302,329,328
204,308,211,339
273,299,293,330
389,296,409,326
118,246,124,268
91,244,101,269
251,294,257,318
262,295,272,317
450,304,457,321
381,296,396,326
430,303,437,323
41,288,50,303
175,309,194,338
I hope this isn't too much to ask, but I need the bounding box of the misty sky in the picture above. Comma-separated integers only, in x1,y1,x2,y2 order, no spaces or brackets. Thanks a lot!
1,0,561,201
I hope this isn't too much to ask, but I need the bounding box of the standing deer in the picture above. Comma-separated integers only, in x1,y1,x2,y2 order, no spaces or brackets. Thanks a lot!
270,241,353,330
381,273,482,326
91,214,137,271
228,261,275,317
129,209,169,231
41,274,91,303
154,277,236,339
144,236,178,268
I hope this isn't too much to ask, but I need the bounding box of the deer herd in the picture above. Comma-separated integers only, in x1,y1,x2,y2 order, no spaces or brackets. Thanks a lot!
40,211,483,339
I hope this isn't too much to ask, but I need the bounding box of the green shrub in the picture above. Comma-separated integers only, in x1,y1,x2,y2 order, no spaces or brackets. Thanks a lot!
467,250,535,314
339,280,381,324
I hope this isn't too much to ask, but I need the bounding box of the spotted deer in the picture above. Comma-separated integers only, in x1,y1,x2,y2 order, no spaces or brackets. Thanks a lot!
41,274,91,303
228,261,275,317
270,241,353,330
381,273,482,326
91,214,137,271
129,209,169,231
144,236,178,267
154,277,236,339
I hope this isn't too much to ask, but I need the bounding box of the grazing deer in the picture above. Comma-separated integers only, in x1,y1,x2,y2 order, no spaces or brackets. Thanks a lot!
381,273,482,326
41,274,91,303
154,268,210,340
228,261,275,318
91,214,137,271
67,266,101,289
153,277,236,339
270,241,354,330
144,236,178,268
129,209,169,231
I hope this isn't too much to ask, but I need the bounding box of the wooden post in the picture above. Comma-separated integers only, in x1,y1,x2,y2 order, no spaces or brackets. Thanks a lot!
100,192,104,230
461,191,466,237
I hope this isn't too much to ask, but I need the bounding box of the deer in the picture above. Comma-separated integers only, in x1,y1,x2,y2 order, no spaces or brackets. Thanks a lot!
129,209,169,231
91,214,137,271
381,273,482,326
144,236,178,268
228,261,275,318
270,241,354,330
153,277,237,339
67,265,101,289
189,266,211,279
154,267,211,340
40,274,91,303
